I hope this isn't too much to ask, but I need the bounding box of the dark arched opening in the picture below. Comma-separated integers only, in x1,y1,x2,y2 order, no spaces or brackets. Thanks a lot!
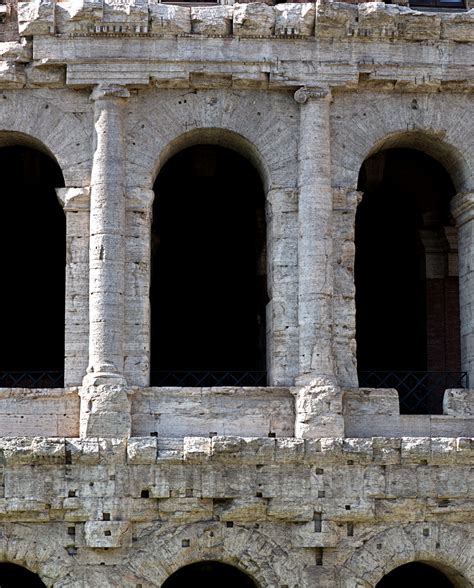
0,562,46,587
162,561,258,588
355,148,463,414
151,145,267,387
376,562,455,588
0,145,65,387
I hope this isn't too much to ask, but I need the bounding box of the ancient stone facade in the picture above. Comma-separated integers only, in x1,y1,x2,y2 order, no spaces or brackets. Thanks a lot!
0,0,472,585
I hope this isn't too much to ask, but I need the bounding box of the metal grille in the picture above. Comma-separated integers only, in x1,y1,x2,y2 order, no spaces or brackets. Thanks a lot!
0,371,64,388
150,371,267,387
410,0,465,8
358,371,468,414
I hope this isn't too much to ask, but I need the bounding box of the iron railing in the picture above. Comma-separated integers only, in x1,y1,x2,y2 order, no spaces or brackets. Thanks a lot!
358,371,468,414
0,371,64,388
150,371,267,387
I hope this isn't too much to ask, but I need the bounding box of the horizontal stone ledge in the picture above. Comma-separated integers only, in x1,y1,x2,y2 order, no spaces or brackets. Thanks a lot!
0,435,471,465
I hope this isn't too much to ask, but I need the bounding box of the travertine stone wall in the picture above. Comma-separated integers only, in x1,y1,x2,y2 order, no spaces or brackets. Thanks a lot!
0,2,472,585
0,436,471,586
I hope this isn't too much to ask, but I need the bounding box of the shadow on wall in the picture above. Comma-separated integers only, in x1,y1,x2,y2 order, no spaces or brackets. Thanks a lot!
376,562,456,588
0,562,46,587
355,147,459,414
161,561,258,588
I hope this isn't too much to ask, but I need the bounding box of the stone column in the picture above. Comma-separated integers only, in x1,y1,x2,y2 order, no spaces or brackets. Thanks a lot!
293,86,344,437
56,187,90,388
80,83,131,438
451,191,474,387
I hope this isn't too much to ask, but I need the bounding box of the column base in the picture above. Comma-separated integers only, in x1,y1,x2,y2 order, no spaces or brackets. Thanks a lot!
293,376,344,438
83,371,127,387
79,384,132,438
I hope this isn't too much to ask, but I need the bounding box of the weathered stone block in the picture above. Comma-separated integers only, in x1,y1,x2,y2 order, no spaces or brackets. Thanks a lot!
191,6,233,36
84,520,132,548
127,437,157,465
149,3,191,34
275,3,315,37
233,3,275,37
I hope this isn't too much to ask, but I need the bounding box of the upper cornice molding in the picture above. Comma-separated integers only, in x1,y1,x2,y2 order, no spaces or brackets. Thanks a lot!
17,0,474,43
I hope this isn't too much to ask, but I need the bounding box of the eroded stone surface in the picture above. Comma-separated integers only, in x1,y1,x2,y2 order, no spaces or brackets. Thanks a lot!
0,1,472,585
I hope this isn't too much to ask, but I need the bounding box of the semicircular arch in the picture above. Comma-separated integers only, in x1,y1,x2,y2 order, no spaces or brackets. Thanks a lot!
151,127,270,192
341,523,473,588
123,522,301,587
0,525,77,586
0,92,92,187
126,89,299,194
332,93,473,194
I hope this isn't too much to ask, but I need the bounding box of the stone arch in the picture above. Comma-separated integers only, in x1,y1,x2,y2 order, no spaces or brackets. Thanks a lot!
151,127,270,193
123,522,300,587
331,93,474,194
0,562,46,586
161,560,258,587
0,525,76,587
0,91,92,188
376,561,461,588
361,130,470,193
126,88,299,193
341,523,473,588
124,89,300,387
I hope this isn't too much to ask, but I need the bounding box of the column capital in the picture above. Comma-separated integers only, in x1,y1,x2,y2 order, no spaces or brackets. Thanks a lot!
294,85,331,104
56,187,90,211
451,191,474,226
333,187,363,211
126,187,155,213
90,83,130,102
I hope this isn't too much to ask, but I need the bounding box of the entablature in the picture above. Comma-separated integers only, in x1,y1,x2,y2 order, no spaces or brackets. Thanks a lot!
0,1,468,90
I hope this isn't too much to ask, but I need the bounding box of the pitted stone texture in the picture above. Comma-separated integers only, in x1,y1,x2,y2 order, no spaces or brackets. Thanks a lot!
275,3,315,37
132,387,294,438
191,6,233,36
84,520,132,548
15,0,474,43
149,3,191,35
79,385,132,438
294,382,344,438
233,3,275,37
0,437,471,585
444,389,474,416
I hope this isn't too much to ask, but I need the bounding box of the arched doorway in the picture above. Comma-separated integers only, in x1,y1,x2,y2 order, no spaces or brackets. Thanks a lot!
0,562,46,587
162,561,258,588
355,148,462,413
0,144,65,387
376,562,455,588
150,145,267,387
